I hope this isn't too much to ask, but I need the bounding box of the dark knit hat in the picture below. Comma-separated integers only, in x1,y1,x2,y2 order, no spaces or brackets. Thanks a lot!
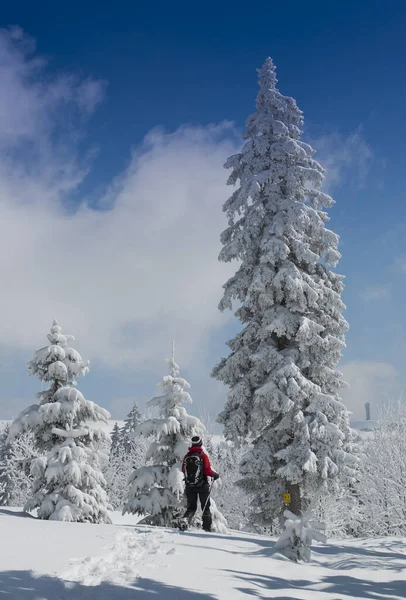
191,435,202,446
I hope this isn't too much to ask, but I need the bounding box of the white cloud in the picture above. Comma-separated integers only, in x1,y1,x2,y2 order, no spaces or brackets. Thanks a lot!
0,125,238,368
0,28,237,375
340,360,399,421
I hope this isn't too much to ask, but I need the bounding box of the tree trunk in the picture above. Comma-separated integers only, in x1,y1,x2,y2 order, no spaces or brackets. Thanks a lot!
286,482,302,516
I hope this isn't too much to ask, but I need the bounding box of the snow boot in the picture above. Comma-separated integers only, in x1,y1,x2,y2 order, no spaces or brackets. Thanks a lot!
178,519,189,531
202,513,212,532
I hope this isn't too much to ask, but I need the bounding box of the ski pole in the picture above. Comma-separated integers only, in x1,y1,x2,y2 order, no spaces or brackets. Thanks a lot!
201,478,215,515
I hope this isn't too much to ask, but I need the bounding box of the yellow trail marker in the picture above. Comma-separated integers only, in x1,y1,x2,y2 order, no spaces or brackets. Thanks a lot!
283,493,291,504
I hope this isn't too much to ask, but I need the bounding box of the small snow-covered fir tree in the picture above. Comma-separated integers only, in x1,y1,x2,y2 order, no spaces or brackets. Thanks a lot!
212,58,357,524
0,426,36,507
105,405,148,509
110,422,121,457
0,425,15,506
124,350,221,528
120,403,143,453
105,414,148,510
275,508,326,562
10,320,111,523
105,446,132,510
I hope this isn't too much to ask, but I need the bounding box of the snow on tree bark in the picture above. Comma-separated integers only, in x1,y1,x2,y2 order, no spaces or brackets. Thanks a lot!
10,320,111,523
212,58,357,525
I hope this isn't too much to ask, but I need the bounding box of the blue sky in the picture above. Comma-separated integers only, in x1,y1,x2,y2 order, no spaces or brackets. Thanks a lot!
0,1,405,425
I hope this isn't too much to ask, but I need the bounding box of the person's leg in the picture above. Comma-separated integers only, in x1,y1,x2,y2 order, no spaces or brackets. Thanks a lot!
183,487,198,522
199,483,212,532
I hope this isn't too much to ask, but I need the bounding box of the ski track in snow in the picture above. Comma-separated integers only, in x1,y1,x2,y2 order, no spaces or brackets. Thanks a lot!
62,527,175,587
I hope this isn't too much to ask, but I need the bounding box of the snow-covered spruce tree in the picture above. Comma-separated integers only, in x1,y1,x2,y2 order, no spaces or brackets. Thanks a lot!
120,402,143,453
106,407,147,510
123,355,203,526
110,422,121,458
124,354,226,529
0,425,15,506
10,320,111,523
212,58,357,525
105,446,131,510
0,426,37,507
106,441,148,510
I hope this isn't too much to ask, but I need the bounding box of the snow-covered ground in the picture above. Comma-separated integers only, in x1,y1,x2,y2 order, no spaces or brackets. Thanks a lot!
0,507,404,599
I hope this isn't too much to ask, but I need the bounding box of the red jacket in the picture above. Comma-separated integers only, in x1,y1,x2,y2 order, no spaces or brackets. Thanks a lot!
182,446,216,477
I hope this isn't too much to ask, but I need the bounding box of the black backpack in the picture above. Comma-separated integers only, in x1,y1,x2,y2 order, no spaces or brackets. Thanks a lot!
184,451,204,487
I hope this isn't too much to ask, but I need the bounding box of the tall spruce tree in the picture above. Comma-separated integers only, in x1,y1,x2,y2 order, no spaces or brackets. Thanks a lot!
212,58,356,523
10,320,111,522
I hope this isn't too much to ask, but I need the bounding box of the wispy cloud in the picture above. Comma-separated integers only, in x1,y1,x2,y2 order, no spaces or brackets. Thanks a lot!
308,129,373,192
76,77,107,114
0,26,106,147
392,254,406,273
360,285,390,302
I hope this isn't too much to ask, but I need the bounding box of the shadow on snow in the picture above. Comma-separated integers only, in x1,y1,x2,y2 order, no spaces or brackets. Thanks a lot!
312,541,406,573
0,571,217,600
181,530,405,575
0,508,35,519
225,570,406,600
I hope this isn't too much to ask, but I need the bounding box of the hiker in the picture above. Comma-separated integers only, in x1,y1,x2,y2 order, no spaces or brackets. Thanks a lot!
181,435,220,531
